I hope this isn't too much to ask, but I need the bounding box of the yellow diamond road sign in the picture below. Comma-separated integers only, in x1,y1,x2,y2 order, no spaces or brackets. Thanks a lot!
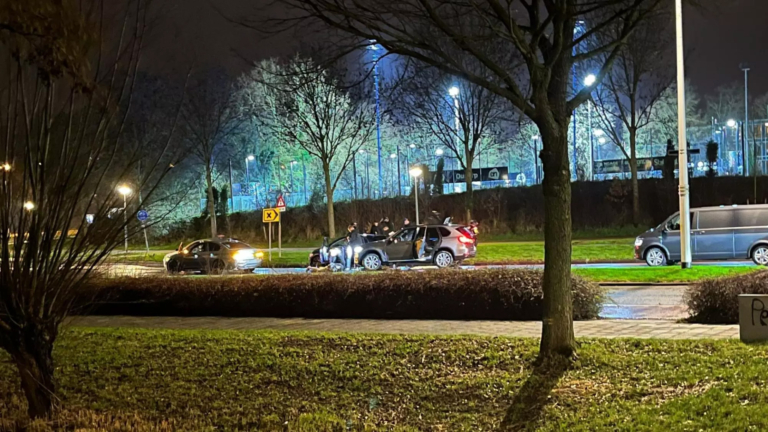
262,208,280,223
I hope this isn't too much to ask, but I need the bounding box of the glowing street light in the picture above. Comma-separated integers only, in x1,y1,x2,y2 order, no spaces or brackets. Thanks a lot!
584,74,597,86
409,143,416,149
448,86,460,97
409,167,423,224
594,129,604,137
598,137,606,144
727,119,737,128
117,185,132,252
23,201,35,211
1,163,10,171
435,148,444,156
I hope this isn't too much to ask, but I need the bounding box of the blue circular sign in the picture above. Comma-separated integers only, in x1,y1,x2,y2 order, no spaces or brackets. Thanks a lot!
137,209,149,222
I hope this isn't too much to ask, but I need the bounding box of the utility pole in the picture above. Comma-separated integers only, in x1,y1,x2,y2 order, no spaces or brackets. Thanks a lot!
369,41,384,198
741,63,752,180
675,0,692,269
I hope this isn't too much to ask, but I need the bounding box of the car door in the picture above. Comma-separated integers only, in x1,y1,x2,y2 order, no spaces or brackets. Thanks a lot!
660,213,682,260
386,228,416,261
182,241,205,271
423,227,441,259
733,208,768,258
694,209,735,260
204,241,221,270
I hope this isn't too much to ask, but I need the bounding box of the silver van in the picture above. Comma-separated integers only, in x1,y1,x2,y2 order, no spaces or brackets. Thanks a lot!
634,204,768,266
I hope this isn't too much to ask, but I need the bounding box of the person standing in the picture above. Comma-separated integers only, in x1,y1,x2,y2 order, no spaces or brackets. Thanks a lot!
380,217,394,235
345,224,361,269
369,220,382,235
402,218,411,230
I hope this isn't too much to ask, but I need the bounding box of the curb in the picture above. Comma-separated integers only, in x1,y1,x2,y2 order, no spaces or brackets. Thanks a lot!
599,282,689,287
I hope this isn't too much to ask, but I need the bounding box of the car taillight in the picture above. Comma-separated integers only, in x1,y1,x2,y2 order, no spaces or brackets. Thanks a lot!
458,235,474,245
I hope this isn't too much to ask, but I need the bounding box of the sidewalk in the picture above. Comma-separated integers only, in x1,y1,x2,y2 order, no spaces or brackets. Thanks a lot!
70,316,738,339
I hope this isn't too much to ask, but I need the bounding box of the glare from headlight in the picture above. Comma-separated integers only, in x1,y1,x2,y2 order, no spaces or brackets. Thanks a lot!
233,249,255,261
354,246,363,253
634,237,643,247
330,248,340,257
256,251,264,259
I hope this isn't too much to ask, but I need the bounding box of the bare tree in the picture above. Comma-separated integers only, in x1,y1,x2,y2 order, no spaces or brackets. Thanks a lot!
0,0,184,418
261,0,663,358
398,66,506,221
592,13,674,226
182,72,241,237
241,58,374,237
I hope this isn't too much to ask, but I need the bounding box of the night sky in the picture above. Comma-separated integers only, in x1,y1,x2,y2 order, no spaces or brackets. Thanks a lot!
146,0,768,96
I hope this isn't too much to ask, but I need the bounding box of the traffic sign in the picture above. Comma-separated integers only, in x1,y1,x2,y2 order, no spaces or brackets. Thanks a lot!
262,208,280,223
276,194,286,211
137,209,149,222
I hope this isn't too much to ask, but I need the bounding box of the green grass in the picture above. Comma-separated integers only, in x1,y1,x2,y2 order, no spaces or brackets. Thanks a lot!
574,266,762,283
466,238,633,264
2,329,768,430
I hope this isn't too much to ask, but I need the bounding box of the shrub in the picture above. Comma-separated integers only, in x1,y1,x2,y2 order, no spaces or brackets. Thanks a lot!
686,271,768,324
83,269,603,320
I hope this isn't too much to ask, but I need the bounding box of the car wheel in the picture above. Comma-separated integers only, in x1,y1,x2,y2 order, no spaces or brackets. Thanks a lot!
433,250,454,268
644,247,666,267
209,260,226,275
362,253,382,271
752,245,768,266
166,260,180,274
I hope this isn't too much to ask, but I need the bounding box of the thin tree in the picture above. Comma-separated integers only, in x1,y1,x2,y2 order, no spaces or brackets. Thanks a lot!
243,58,374,237
0,0,185,418
592,13,673,226
262,0,664,358
399,67,506,221
183,72,241,237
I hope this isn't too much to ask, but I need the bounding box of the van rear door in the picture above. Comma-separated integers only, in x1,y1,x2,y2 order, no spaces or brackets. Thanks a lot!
733,208,768,258
694,209,735,260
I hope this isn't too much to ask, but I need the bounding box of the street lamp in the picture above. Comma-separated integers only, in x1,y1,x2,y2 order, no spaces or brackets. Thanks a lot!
584,74,597,179
448,86,460,174
409,167,423,224
117,185,132,252
23,201,35,211
390,153,397,196
435,148,444,156
674,0,692,269
584,74,597,87
727,119,737,128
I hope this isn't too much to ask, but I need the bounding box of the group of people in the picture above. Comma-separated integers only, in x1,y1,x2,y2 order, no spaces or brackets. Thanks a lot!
367,217,413,236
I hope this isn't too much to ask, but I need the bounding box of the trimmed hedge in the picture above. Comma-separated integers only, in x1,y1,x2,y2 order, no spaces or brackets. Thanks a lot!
84,269,603,320
686,270,768,324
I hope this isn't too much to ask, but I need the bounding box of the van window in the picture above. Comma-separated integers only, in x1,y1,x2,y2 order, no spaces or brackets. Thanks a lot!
733,209,768,227
666,213,695,231
698,210,734,230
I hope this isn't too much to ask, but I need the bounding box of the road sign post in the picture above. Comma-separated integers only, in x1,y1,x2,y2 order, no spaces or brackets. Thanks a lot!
262,208,280,262
137,210,149,253
276,195,286,258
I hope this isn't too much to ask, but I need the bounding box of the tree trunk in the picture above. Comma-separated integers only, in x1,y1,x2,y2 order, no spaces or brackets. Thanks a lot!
205,166,217,237
323,162,335,238
464,158,473,222
538,121,576,359
11,330,56,419
629,130,640,227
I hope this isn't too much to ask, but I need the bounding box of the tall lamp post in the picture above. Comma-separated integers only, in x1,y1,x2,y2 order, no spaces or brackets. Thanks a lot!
389,153,397,196
584,74,597,180
245,155,255,210
409,167,423,224
674,0,692,269
449,86,460,182
369,40,383,198
117,185,132,253
572,21,586,180
741,63,750,177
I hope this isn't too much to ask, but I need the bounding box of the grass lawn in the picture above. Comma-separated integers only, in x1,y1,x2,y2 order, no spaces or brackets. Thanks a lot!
467,238,633,264
574,266,762,283
2,329,768,431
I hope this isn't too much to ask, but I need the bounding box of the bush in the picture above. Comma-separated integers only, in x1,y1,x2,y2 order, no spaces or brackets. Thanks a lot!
686,271,768,323
83,269,603,320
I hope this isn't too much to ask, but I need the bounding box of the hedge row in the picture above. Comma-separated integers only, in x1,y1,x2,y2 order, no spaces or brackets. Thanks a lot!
686,271,768,324
83,269,603,320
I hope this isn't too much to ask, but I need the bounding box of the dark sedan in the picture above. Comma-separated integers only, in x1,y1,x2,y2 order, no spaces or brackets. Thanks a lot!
163,238,263,274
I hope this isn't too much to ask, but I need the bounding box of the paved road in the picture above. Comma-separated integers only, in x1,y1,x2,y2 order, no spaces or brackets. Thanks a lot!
69,316,737,339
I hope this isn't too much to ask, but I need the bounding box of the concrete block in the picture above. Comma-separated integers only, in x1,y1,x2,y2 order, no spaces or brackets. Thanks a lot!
739,294,768,342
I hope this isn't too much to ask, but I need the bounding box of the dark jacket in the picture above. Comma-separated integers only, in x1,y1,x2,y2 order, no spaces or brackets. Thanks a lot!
369,224,382,235
380,220,394,234
347,229,362,246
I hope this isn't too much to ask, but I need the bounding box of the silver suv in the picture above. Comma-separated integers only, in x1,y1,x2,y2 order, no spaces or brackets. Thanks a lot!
357,225,477,270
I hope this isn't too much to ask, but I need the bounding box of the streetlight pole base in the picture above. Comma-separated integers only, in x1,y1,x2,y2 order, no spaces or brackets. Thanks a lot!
680,261,692,269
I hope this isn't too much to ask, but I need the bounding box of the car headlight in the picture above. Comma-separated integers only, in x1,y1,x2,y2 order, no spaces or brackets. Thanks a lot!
233,249,255,261
255,251,264,259
330,248,340,257
354,246,363,254
634,237,643,247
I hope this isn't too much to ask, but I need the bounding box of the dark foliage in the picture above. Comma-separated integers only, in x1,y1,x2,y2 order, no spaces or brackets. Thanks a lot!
84,269,602,320
686,271,768,324
166,176,768,243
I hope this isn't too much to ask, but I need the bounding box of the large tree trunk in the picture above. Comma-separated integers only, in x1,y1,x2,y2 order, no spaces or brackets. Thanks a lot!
538,120,576,359
323,162,335,237
10,328,56,419
205,166,217,237
629,130,640,227
464,157,474,222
